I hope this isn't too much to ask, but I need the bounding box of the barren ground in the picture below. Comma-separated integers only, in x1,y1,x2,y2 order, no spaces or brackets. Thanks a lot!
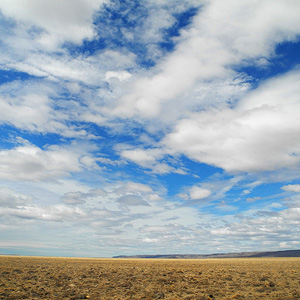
1,256,300,299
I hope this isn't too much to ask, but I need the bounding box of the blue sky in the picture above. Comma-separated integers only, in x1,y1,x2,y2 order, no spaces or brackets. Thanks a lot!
1,0,300,257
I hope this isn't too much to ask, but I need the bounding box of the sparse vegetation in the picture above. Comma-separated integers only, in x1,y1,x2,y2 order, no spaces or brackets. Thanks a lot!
1,256,300,299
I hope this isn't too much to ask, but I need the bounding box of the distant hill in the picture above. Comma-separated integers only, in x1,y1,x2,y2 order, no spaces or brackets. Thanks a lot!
113,249,300,259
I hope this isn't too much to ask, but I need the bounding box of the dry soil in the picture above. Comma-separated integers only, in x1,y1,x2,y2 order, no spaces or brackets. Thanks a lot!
1,256,300,299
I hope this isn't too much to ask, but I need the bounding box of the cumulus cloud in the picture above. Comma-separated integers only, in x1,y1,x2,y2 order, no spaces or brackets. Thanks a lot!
1,178,299,255
281,184,300,193
121,149,158,167
0,80,96,137
163,70,300,173
112,0,300,119
0,180,163,230
61,189,108,205
0,0,106,49
178,185,213,202
0,187,32,208
188,186,212,200
117,195,150,207
105,71,132,82
0,143,97,182
120,148,187,174
61,192,88,205
210,203,300,250
125,182,153,193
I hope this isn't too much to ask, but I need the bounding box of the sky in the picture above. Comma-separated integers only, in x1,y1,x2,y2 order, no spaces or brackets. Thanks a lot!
0,0,300,258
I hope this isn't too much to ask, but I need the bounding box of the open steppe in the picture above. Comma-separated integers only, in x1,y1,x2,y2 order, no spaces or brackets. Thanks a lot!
1,256,300,299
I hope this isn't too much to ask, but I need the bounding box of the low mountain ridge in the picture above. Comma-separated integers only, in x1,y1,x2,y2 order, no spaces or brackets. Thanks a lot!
113,249,300,259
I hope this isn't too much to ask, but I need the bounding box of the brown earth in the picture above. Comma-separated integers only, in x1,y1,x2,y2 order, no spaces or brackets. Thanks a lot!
1,256,300,299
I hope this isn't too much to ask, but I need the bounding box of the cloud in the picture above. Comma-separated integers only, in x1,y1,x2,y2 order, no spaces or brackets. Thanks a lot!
95,0,202,66
0,187,32,208
111,0,300,120
61,189,108,205
117,195,150,207
0,83,54,131
120,148,187,174
178,185,213,202
0,205,87,222
1,177,299,255
125,182,153,193
0,81,94,137
194,0,300,59
0,0,106,49
121,149,158,167
105,71,132,82
0,181,161,231
60,192,88,205
163,69,300,173
282,184,300,193
210,203,300,250
0,143,97,182
1,49,136,88
246,197,261,203
188,186,212,200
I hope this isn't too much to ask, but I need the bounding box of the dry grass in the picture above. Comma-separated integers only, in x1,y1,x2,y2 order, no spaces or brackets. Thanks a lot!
1,256,300,299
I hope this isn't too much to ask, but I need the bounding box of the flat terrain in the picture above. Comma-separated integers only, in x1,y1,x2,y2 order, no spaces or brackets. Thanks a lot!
1,256,300,299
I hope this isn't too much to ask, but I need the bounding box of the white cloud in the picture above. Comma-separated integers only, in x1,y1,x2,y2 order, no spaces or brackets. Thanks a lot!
0,81,94,137
60,189,108,205
0,143,97,183
177,185,212,200
193,0,300,59
99,0,202,66
140,224,177,233
0,0,106,50
4,50,135,86
125,182,153,193
0,187,32,208
0,92,59,133
188,186,212,200
120,147,188,175
151,163,173,175
105,71,132,82
1,178,299,255
60,192,88,205
164,70,300,173
111,0,300,120
209,200,300,251
0,205,87,222
143,238,159,243
117,195,150,207
246,197,261,203
121,149,158,167
282,184,300,193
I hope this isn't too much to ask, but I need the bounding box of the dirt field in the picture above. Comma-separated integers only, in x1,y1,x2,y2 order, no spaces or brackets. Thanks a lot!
1,256,300,299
